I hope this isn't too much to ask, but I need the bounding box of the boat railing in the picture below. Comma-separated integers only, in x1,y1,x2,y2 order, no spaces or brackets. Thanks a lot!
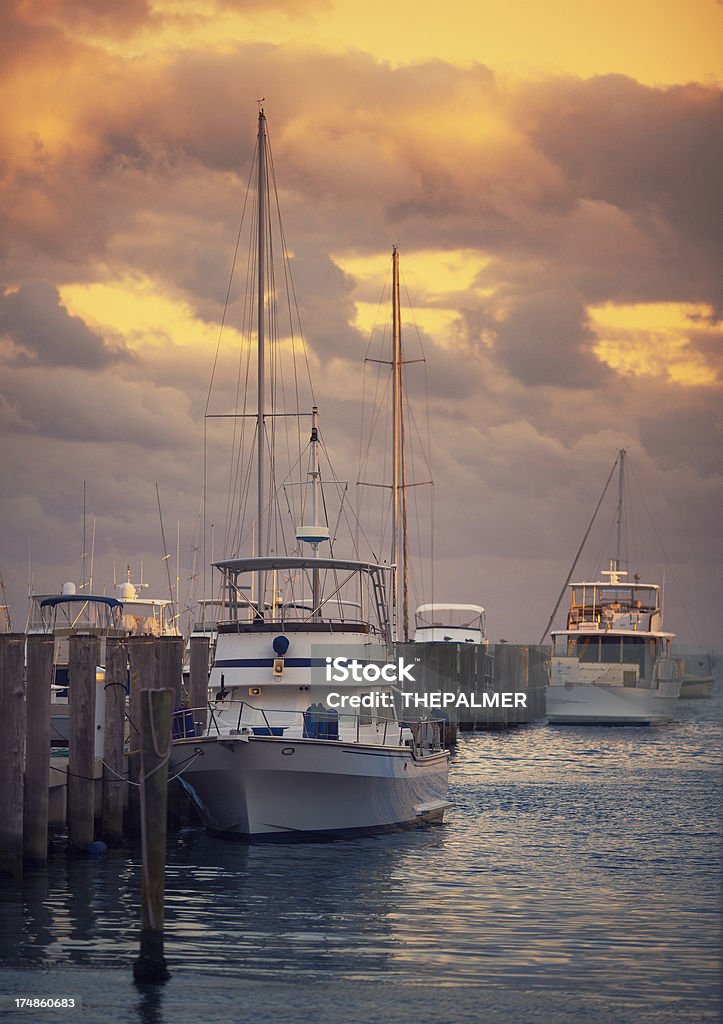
170,701,446,754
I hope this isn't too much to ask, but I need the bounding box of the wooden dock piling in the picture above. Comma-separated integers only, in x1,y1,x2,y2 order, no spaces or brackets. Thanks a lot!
23,634,54,864
133,686,174,985
158,635,186,825
189,636,210,734
0,634,26,879
67,635,99,850
127,637,157,837
102,637,127,845
158,636,184,709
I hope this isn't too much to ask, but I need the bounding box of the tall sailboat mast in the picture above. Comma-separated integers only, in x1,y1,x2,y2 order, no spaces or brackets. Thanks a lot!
391,246,410,640
310,407,321,621
391,246,400,633
256,108,267,616
614,447,626,573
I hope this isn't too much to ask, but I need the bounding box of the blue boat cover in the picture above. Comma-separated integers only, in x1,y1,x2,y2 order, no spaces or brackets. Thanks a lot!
40,595,123,609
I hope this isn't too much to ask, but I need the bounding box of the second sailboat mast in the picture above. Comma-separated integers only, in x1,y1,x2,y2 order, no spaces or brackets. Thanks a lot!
257,109,267,613
391,246,410,640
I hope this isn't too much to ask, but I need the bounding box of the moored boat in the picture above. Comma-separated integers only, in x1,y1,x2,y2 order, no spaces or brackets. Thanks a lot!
545,451,681,725
546,561,680,724
114,567,180,637
413,603,487,644
172,554,449,838
678,652,716,698
26,583,126,750
169,110,450,840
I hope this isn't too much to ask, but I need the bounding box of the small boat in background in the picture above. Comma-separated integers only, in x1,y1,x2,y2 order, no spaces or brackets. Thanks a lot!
678,652,716,699
114,565,181,637
545,450,681,726
413,603,487,644
547,561,680,724
26,582,126,750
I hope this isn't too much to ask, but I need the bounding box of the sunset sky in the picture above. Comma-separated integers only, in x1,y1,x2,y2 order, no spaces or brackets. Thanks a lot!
1,0,721,643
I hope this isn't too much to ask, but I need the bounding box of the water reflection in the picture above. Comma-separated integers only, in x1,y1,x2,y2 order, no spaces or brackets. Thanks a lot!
1,696,720,1010
134,983,164,1024
164,828,449,978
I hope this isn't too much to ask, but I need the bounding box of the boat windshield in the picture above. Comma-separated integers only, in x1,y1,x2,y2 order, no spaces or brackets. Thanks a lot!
414,606,484,631
121,601,176,636
560,635,665,672
568,584,659,628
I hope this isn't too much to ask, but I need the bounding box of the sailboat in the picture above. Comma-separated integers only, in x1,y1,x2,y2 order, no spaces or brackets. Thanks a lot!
169,111,449,839
545,450,681,725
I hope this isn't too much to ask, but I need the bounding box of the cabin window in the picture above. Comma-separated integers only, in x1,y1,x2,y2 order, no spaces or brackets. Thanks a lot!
574,636,599,663
620,638,646,673
599,637,621,664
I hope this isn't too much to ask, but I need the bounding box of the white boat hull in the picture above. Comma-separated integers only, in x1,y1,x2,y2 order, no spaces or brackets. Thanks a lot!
171,734,449,840
678,676,714,699
546,680,680,725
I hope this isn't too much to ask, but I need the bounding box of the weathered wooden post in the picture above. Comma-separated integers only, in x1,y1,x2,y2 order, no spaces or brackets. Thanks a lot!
23,634,54,864
0,634,26,879
67,635,99,850
102,637,127,845
189,636,209,735
158,636,184,709
158,635,186,825
127,637,157,837
133,686,174,985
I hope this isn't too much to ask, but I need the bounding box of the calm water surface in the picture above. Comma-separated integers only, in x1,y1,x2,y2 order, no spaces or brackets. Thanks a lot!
1,695,721,1023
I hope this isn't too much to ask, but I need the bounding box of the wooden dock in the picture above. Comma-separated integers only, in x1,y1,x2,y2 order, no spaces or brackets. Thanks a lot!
394,641,548,735
0,632,209,871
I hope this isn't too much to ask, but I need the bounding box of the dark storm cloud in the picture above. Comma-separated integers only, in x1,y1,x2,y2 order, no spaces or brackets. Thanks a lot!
9,0,154,37
282,249,365,361
517,75,723,308
0,362,196,449
480,286,610,389
0,281,130,368
637,388,723,477
2,0,323,50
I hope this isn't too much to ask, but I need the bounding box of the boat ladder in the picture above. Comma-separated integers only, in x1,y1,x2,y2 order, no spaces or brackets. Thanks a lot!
371,570,392,643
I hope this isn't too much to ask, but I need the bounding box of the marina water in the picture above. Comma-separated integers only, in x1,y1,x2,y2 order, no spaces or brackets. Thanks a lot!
1,692,720,1023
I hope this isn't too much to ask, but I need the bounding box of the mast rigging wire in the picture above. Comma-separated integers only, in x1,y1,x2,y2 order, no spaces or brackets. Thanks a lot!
538,454,619,645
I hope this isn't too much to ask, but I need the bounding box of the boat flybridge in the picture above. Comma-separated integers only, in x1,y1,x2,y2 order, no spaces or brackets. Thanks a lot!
547,561,680,724
169,109,449,840
115,572,180,637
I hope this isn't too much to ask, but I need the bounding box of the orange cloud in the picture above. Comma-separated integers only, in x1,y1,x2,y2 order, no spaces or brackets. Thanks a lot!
591,303,721,386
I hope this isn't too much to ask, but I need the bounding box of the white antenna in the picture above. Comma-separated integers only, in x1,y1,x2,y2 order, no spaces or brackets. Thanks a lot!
89,515,96,594
80,480,87,591
156,482,177,626
27,525,33,598
176,520,181,627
